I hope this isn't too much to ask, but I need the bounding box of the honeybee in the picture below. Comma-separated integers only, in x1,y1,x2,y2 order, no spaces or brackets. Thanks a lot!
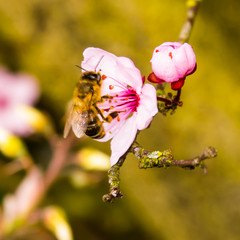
63,66,118,139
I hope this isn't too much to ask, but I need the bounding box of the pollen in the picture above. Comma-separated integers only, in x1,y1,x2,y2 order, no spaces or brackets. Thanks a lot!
117,116,120,121
109,131,112,134
155,49,159,52
102,75,107,80
169,52,173,59
109,85,114,90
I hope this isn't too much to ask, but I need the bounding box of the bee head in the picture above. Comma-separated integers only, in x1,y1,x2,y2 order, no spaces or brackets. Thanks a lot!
83,72,101,84
76,65,102,85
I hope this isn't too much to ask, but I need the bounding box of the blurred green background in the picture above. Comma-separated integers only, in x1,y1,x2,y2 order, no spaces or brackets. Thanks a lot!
1,0,240,239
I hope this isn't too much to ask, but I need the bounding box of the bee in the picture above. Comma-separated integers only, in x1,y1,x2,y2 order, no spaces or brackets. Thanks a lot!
63,64,118,139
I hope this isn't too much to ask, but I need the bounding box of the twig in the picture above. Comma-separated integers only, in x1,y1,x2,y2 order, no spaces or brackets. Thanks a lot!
44,134,75,188
0,134,75,236
102,155,126,203
130,142,217,170
178,0,201,43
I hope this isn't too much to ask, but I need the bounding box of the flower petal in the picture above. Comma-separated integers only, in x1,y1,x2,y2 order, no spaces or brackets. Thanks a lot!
96,113,126,142
0,68,39,106
82,48,143,96
151,52,178,82
110,114,138,166
183,44,197,75
172,43,196,78
0,106,34,136
136,84,158,130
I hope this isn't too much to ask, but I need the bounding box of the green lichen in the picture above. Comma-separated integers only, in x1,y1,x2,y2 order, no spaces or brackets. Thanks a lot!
138,149,173,169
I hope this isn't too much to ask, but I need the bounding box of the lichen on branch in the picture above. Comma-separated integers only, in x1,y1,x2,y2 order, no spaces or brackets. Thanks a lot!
102,155,126,203
102,142,217,202
130,142,217,170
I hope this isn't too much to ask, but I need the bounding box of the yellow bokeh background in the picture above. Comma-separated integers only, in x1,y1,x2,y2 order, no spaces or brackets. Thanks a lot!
1,0,240,239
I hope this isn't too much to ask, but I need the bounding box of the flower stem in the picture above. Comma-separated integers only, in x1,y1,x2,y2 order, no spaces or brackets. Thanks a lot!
178,0,201,43
157,96,172,104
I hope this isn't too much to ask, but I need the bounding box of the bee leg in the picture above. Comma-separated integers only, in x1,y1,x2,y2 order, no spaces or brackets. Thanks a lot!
93,104,118,123
105,112,119,122
100,95,113,102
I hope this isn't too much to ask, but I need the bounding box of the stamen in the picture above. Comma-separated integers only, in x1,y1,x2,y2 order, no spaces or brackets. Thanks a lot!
169,52,173,59
106,76,129,91
109,85,114,90
102,74,107,80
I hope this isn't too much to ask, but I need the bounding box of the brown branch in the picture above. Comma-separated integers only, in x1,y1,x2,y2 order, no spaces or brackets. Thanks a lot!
130,142,217,170
102,155,126,203
1,134,75,236
178,0,201,43
44,133,75,188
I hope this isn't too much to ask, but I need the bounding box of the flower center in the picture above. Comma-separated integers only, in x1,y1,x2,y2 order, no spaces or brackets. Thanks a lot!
99,86,140,122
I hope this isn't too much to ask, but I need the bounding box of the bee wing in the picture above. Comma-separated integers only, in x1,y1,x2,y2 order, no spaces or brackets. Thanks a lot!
63,102,89,138
63,102,75,138
71,109,89,138
64,92,93,139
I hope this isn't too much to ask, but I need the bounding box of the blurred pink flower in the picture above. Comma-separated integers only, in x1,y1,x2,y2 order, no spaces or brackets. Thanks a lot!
149,42,196,90
82,47,158,166
0,68,40,136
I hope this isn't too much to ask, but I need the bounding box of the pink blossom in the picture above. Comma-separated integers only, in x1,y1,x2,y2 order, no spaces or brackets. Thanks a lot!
149,42,196,88
0,68,40,136
81,47,158,166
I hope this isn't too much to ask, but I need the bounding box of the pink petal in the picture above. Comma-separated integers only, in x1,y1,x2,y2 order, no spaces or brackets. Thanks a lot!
0,106,33,136
151,52,178,82
82,48,117,75
0,69,39,106
115,63,142,93
160,42,182,48
110,115,138,166
82,48,143,95
96,112,127,142
136,84,158,130
172,47,189,78
173,43,196,78
12,74,40,105
183,43,197,75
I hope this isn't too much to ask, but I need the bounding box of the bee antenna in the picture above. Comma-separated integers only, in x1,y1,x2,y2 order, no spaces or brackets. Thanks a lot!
75,65,87,71
94,55,104,72
75,55,104,73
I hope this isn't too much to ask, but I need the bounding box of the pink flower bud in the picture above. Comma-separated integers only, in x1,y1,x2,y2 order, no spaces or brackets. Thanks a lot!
150,42,196,84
